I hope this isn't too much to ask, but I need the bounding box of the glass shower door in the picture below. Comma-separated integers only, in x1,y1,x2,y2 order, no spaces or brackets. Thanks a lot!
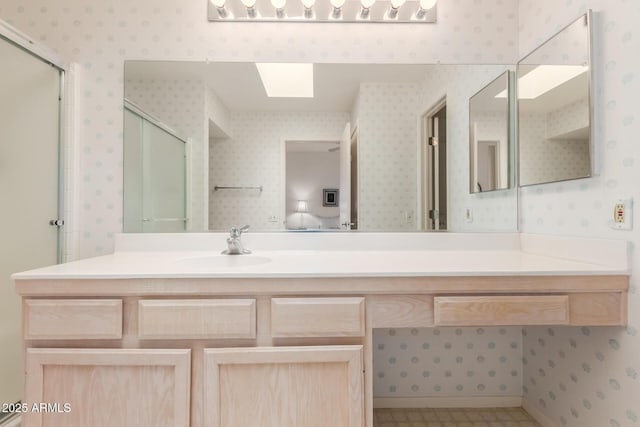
0,34,61,413
124,106,187,232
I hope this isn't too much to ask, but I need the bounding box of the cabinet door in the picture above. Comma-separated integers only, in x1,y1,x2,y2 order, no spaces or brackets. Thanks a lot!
24,349,190,427
204,346,363,427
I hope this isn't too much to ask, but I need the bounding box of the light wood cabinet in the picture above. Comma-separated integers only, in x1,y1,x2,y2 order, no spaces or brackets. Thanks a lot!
138,299,256,339
24,299,122,340
434,295,570,326
17,274,628,427
271,297,365,338
204,346,364,427
24,348,191,427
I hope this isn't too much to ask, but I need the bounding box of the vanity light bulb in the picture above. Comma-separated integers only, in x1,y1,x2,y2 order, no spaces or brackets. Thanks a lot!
390,0,406,8
211,0,226,8
271,0,286,9
330,0,346,8
241,0,257,7
419,0,436,9
361,0,376,8
301,0,315,8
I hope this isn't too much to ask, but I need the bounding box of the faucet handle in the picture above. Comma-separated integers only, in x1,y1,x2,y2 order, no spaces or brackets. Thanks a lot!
230,225,250,238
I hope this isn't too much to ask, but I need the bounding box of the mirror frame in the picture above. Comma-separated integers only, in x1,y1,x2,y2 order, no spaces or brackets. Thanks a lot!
516,10,594,188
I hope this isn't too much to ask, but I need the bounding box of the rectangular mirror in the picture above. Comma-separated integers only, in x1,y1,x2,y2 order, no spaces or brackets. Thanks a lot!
124,62,519,233
517,11,592,187
469,71,513,193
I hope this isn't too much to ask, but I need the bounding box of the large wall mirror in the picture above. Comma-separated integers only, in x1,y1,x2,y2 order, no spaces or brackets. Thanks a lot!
469,71,514,194
517,11,593,187
123,62,519,233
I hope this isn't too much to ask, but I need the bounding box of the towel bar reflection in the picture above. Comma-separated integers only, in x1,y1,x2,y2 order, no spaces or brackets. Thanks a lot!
213,186,263,192
142,218,188,222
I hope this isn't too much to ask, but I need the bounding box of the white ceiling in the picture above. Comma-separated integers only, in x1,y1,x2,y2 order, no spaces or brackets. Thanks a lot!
126,62,435,113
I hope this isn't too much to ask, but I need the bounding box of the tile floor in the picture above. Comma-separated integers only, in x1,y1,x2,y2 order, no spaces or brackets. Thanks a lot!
373,407,541,427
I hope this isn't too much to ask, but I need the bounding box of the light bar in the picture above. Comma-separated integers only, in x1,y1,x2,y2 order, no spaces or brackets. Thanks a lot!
208,0,437,23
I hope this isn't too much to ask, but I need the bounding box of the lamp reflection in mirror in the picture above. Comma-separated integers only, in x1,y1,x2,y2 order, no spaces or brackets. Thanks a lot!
296,200,309,229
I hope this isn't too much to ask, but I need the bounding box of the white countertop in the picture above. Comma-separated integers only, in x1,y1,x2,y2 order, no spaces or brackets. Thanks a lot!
12,233,630,280
12,249,628,280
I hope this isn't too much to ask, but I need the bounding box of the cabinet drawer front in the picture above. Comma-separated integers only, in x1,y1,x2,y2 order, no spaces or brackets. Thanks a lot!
25,299,122,340
138,299,256,339
434,295,569,326
271,297,365,338
369,295,434,328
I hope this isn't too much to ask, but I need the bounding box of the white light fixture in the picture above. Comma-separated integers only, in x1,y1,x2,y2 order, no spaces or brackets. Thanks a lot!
360,0,376,19
211,0,228,17
416,0,436,18
330,0,346,19
241,0,257,17
208,0,437,23
256,63,314,98
496,65,588,99
296,199,309,229
271,0,286,17
301,0,315,18
388,0,406,19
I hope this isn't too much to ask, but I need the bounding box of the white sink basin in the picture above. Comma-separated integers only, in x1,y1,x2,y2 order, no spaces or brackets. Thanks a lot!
176,255,272,269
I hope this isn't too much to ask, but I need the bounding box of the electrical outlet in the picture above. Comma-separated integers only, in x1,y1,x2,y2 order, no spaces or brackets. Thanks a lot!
610,198,633,230
267,215,279,223
405,210,414,225
465,208,473,223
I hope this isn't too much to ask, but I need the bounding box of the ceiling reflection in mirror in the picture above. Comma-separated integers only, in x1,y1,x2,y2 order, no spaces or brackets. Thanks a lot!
517,12,592,186
123,62,518,233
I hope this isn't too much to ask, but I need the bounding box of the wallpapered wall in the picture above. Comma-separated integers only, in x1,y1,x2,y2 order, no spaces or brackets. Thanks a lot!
357,82,421,230
20,0,640,410
0,0,519,256
519,108,591,186
518,1,640,427
420,65,519,231
208,111,348,230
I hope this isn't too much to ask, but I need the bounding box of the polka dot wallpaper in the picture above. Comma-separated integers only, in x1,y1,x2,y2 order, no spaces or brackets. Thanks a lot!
0,0,519,257
208,110,349,230
3,0,639,421
518,1,640,426
419,65,519,231
374,327,522,398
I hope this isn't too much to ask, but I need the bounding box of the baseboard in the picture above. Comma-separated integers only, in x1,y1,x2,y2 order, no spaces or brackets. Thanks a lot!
373,395,523,409
522,399,559,427
0,414,20,427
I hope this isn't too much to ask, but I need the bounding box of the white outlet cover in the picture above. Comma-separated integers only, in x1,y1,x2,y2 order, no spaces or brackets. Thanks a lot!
609,198,633,230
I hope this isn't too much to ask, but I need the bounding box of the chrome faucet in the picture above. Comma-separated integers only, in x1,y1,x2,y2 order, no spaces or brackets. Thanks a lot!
222,225,251,255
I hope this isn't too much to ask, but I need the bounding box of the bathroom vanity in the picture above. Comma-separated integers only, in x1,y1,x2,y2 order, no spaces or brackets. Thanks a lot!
13,233,628,427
